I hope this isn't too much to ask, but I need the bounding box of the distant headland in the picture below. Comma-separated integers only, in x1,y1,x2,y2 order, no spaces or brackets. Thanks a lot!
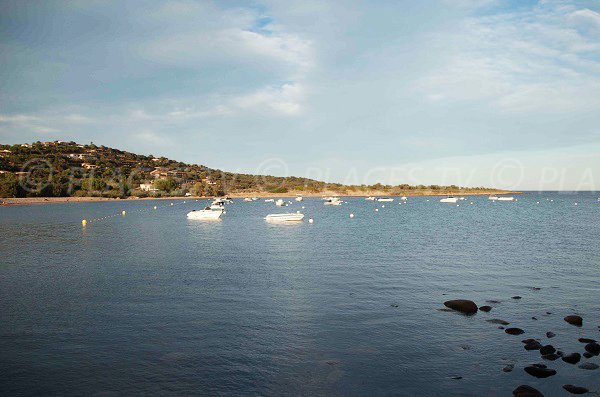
0,140,517,203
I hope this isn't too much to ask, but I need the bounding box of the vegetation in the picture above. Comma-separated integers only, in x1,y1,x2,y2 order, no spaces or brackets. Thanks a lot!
0,140,505,198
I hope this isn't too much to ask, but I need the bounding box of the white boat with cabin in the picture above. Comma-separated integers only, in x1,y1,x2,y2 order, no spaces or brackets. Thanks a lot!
377,198,394,202
365,196,376,201
275,199,287,206
440,196,458,203
187,207,224,220
324,197,342,206
497,196,515,201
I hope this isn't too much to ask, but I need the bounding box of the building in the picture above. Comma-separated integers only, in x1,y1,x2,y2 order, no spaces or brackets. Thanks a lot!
139,183,158,193
82,163,98,170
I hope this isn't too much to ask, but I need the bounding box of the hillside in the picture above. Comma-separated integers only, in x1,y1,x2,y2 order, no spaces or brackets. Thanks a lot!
0,140,509,199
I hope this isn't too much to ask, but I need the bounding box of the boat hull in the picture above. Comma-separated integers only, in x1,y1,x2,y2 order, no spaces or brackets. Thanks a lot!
265,213,305,222
187,210,223,220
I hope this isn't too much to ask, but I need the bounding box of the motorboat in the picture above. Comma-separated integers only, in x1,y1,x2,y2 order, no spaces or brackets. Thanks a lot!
377,198,394,202
400,196,408,201
497,196,515,201
488,196,499,201
243,198,253,202
210,200,225,210
295,196,303,202
187,207,223,220
365,196,376,201
265,198,275,202
275,199,287,207
252,197,259,201
324,197,342,205
440,196,458,203
265,213,304,222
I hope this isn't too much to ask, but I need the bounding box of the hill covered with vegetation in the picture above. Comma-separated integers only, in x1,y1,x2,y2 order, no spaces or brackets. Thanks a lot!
0,141,505,198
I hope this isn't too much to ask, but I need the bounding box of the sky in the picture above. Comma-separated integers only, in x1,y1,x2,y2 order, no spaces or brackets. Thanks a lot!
1,0,599,190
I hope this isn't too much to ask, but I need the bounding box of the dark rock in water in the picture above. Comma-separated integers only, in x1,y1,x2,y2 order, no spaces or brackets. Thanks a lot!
578,338,596,344
503,364,515,372
479,305,492,312
578,362,599,370
529,287,542,291
531,316,537,320
487,319,510,325
498,326,505,329
540,345,556,355
486,300,501,304
512,296,522,300
583,352,593,358
391,303,399,308
506,328,525,335
546,312,552,315
524,341,543,350
564,315,583,326
563,385,589,394
562,353,581,364
546,331,556,338
449,376,462,380
443,299,478,314
460,344,471,350
524,365,556,378
325,360,339,366
522,338,538,344
584,342,600,355
542,353,560,361
513,385,544,397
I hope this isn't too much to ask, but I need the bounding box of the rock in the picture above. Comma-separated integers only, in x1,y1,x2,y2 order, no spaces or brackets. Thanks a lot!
505,327,525,335
391,304,399,308
524,365,556,378
513,385,544,397
563,385,589,394
578,362,599,370
539,345,556,355
542,353,560,361
524,341,543,350
503,364,515,372
498,326,505,329
522,338,538,344
486,300,501,304
449,376,462,380
531,316,537,320
578,338,596,343
546,331,556,338
562,353,581,364
529,287,541,291
512,296,522,300
487,319,510,325
545,311,552,315
479,305,492,312
583,352,593,358
564,315,583,326
556,350,564,356
584,342,600,355
443,299,478,314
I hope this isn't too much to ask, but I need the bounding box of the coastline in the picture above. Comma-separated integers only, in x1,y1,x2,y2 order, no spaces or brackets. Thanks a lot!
1,191,520,206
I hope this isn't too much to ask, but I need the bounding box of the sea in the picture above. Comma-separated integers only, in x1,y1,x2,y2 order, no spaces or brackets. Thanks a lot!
1,192,599,396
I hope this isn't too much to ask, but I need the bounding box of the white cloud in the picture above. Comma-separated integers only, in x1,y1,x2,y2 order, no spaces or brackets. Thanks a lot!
416,3,600,113
233,83,306,116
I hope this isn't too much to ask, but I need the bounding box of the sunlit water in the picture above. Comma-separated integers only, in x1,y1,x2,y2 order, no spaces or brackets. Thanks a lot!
1,193,599,396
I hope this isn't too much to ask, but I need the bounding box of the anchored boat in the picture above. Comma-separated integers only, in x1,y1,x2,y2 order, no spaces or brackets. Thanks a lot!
440,196,458,203
265,213,305,222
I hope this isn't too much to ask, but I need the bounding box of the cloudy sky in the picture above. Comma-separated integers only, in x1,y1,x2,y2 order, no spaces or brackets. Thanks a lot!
1,0,599,190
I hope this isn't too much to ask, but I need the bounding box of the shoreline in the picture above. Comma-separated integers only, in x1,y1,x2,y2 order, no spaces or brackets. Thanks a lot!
1,191,521,206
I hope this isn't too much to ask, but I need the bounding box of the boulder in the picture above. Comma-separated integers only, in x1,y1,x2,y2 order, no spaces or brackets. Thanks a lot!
564,315,583,326
487,319,510,325
578,338,596,343
513,385,544,397
524,341,543,350
542,353,560,361
479,305,492,312
578,362,599,370
524,366,556,378
584,342,599,355
546,331,556,338
563,385,589,394
562,353,581,364
539,345,556,355
506,328,525,335
443,299,478,314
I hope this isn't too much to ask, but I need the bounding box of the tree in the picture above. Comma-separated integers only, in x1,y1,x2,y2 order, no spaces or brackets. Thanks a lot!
154,178,179,192
0,174,21,197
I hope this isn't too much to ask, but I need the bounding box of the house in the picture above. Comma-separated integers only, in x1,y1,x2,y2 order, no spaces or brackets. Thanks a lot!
0,149,11,157
82,163,98,170
150,168,169,179
139,183,158,193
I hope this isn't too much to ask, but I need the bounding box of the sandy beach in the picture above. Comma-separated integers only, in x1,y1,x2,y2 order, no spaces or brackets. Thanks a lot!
1,190,520,206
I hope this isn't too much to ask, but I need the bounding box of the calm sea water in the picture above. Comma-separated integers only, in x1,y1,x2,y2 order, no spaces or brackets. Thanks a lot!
1,193,599,396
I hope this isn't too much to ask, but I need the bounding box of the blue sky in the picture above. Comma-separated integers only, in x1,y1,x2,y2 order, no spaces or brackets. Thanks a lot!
1,0,599,190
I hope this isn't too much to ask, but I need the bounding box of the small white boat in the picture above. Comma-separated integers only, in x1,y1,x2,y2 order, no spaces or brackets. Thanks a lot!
440,196,458,203
377,198,394,202
324,198,342,206
488,196,499,201
400,196,408,201
295,196,303,202
365,196,376,201
497,196,515,201
210,200,225,210
187,208,223,220
252,197,259,201
265,213,304,222
243,198,253,202
275,199,287,207
265,198,275,202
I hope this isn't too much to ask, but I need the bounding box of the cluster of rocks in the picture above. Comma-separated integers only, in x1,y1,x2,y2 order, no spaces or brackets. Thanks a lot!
441,296,598,396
